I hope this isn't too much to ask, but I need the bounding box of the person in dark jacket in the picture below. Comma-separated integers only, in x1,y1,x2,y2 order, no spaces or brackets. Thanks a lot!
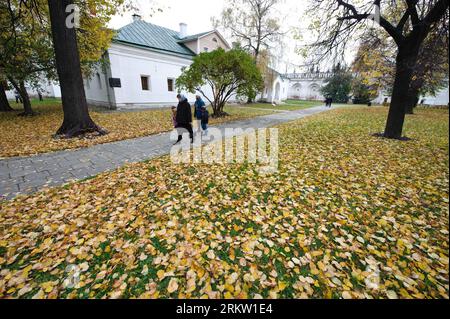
175,93,193,144
14,90,22,104
200,105,209,135
194,95,205,132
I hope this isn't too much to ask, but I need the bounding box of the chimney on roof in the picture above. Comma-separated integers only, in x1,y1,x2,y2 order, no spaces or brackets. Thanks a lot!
132,14,142,22
179,23,188,38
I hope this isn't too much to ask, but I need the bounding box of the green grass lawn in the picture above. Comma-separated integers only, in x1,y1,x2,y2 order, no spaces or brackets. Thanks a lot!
0,107,448,299
238,100,353,111
286,99,325,107
236,100,323,111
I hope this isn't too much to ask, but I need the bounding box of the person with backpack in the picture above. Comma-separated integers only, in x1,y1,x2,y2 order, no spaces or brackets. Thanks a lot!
194,95,205,133
200,105,209,135
14,90,22,104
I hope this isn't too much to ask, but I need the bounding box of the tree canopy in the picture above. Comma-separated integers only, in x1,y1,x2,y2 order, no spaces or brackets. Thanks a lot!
307,0,449,139
212,0,283,63
352,26,449,111
176,48,263,117
0,0,136,115
320,64,353,103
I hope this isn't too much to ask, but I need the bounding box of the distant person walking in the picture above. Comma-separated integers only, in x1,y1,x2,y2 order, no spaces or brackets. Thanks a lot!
325,97,333,108
14,90,22,104
194,95,205,133
174,94,193,144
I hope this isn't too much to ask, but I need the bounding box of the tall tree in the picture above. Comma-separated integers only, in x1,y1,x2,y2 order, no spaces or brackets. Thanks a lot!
308,0,449,139
47,0,105,137
212,0,283,63
0,0,54,115
176,48,263,117
405,22,449,113
351,29,397,99
321,63,353,103
352,25,449,114
0,0,123,117
351,78,378,104
0,80,13,112
1,0,141,126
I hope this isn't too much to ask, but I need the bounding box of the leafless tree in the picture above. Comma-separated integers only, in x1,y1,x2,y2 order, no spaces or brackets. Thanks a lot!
213,0,285,63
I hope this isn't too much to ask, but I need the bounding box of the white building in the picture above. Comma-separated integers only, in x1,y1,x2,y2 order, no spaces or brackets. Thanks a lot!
373,86,449,106
284,71,449,106
5,80,61,100
84,15,231,109
285,72,332,101
257,68,290,104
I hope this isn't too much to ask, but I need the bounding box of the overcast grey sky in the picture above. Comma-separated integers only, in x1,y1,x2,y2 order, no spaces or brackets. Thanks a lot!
108,0,347,72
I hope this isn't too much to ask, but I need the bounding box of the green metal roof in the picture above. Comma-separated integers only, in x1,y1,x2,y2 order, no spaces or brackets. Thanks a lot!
177,31,213,43
114,20,196,57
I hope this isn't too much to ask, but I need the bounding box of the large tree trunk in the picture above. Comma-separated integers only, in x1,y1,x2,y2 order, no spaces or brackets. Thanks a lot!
383,47,419,139
48,0,106,137
0,81,13,112
211,99,227,118
19,80,34,116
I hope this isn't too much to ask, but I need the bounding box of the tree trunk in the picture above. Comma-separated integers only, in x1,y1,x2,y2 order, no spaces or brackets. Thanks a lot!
212,101,219,117
211,99,227,118
383,47,419,139
405,87,420,115
0,81,13,112
48,0,106,137
413,96,419,109
8,78,35,115
19,80,34,116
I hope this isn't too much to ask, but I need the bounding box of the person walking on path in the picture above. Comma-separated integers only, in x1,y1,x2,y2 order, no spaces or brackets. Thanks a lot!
325,96,333,108
200,105,209,135
174,94,193,144
14,90,22,104
194,95,205,133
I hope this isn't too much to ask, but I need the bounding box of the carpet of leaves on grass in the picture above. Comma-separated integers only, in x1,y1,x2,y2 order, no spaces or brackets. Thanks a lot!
0,107,448,299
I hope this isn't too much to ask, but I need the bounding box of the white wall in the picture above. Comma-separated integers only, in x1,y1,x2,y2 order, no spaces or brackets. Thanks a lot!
5,81,61,100
84,62,114,108
84,43,230,109
373,86,450,106
107,44,190,108
257,73,289,103
280,79,289,101
287,78,327,100
420,87,449,106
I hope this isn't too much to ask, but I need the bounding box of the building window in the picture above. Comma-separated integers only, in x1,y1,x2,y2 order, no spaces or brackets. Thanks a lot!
96,73,102,89
141,76,150,91
167,78,174,92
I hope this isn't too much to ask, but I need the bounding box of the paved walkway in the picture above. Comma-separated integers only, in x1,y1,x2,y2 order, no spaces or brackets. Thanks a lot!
0,105,330,199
